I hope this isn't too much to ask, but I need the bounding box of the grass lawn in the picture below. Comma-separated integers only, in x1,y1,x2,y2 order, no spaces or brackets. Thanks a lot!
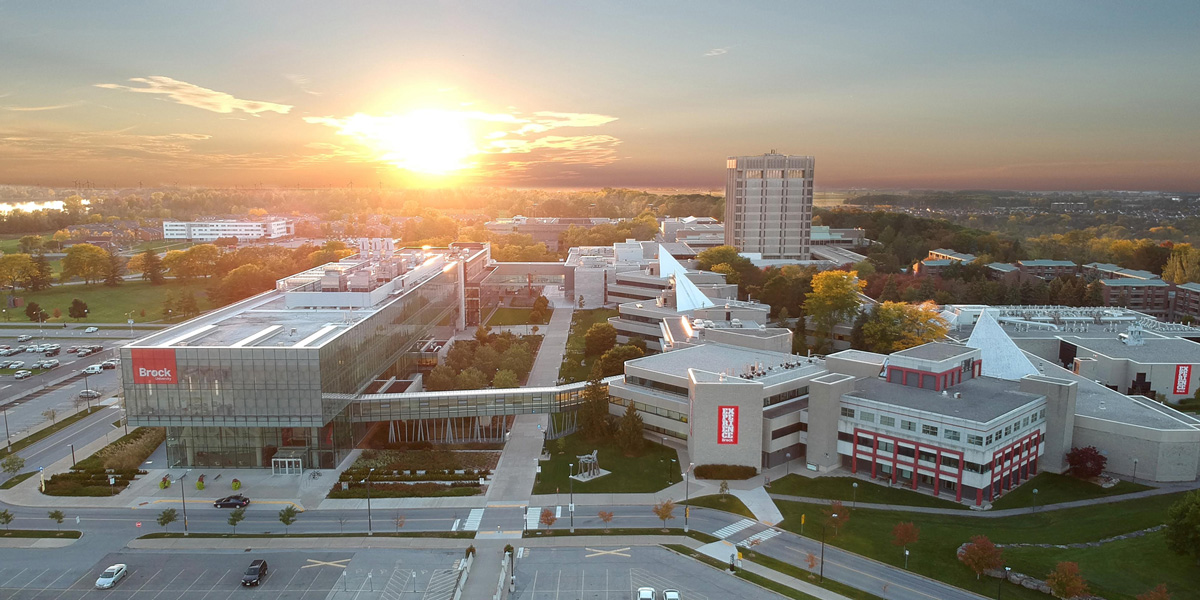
5,279,212,323
684,494,756,519
1004,530,1199,600
131,239,195,253
770,475,968,510
559,308,619,384
988,472,1152,510
0,471,38,489
0,406,102,460
532,432,681,495
774,491,1191,600
0,529,83,539
485,307,553,327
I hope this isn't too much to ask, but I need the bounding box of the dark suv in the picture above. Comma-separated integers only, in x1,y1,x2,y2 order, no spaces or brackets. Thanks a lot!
242,559,268,586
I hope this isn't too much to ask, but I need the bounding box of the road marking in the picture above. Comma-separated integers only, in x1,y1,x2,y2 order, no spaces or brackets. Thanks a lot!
0,568,28,588
784,544,944,600
451,518,460,531
464,508,484,531
712,518,755,539
740,528,782,546
302,558,351,569
555,505,561,519
150,570,185,600
585,547,631,558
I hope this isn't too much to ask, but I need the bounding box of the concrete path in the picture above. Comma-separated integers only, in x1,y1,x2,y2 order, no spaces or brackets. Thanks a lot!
526,303,573,386
730,486,784,526
488,414,547,503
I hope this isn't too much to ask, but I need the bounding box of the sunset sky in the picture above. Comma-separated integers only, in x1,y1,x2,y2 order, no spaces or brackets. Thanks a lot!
1,1,1198,191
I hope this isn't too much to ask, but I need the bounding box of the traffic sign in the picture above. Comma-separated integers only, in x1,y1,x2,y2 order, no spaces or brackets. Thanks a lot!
135,522,142,528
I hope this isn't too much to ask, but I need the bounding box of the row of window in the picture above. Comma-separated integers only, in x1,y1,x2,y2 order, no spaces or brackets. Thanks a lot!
609,397,688,423
843,406,1047,448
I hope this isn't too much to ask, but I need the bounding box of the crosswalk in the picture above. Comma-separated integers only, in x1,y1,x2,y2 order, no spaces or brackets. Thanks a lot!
739,528,782,546
463,509,484,531
525,507,540,529
711,519,755,539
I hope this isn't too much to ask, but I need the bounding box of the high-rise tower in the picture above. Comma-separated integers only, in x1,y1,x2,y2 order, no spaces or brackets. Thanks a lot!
723,152,814,260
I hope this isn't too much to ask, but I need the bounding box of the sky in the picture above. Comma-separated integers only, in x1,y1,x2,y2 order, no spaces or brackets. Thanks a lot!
1,1,1198,192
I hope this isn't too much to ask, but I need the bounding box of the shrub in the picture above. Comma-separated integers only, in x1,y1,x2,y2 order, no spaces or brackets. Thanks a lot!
694,464,757,480
42,427,163,496
1066,446,1107,479
326,481,483,499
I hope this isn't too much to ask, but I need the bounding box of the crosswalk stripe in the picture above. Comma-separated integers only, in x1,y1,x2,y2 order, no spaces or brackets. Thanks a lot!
711,519,755,539
463,509,484,531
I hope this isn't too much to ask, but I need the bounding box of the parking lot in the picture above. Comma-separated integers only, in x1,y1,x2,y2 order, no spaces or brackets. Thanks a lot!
511,546,784,600
0,548,462,599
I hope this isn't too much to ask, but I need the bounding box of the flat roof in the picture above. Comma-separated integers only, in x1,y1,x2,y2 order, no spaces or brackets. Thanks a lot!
987,262,1019,272
893,342,975,361
849,376,1042,423
1063,336,1200,364
1101,278,1169,287
1033,352,1200,429
626,342,823,384
1019,259,1077,267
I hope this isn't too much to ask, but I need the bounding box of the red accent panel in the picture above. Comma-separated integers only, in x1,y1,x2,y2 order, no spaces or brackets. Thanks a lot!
717,406,738,444
130,348,178,384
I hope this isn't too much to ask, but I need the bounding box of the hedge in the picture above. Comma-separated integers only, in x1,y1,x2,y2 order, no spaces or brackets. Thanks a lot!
42,427,163,496
694,464,758,480
327,481,483,499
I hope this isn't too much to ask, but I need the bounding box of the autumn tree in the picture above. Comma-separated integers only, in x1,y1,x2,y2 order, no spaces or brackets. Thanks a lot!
806,551,819,572
892,521,920,552
61,243,109,284
1164,490,1200,564
1137,584,1172,600
861,301,950,353
598,343,643,377
492,369,519,388
27,254,53,290
539,508,557,530
25,301,47,323
1045,562,1088,599
598,510,614,532
1065,446,1107,479
824,500,849,535
803,270,865,353
959,535,1003,580
652,499,676,530
0,253,35,290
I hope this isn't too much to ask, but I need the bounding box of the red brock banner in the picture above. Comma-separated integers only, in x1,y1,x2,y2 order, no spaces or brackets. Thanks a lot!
131,348,178,384
718,405,738,444
1174,364,1191,395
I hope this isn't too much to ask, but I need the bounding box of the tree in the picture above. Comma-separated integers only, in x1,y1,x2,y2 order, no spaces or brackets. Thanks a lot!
156,508,177,531
60,243,109,284
26,253,53,290
1045,562,1088,599
227,507,246,533
584,322,618,357
1137,584,1172,600
177,291,200,317
539,507,557,529
861,301,950,353
215,263,272,302
878,275,901,302
806,551,818,571
579,375,612,441
139,249,165,284
18,235,44,254
278,505,299,534
719,480,730,496
425,365,457,391
456,367,488,390
102,249,124,287
393,511,406,532
617,401,644,456
492,369,519,388
48,509,65,531
68,298,89,321
42,409,57,424
598,510,614,532
824,500,849,535
804,270,865,353
892,521,920,553
1164,490,1200,564
652,499,676,530
598,344,644,377
499,343,534,378
1,454,25,477
959,535,1003,579
0,509,13,530
1065,446,1107,479
25,301,47,323
0,253,35,291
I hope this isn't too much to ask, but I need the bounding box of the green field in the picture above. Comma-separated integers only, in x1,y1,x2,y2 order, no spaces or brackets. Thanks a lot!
774,491,1192,600
131,239,196,253
485,307,553,327
770,475,967,510
988,472,1152,510
684,494,755,518
559,308,619,383
532,432,681,495
2,280,211,323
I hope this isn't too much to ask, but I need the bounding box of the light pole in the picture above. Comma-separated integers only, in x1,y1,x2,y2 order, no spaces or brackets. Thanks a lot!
904,548,910,569
1132,458,1138,482
364,467,375,535
785,452,791,475
125,311,135,337
568,462,575,533
670,458,677,483
2,406,9,450
177,471,191,536
68,443,76,466
1032,488,1039,512
852,482,858,509
820,512,837,582
998,566,1011,599
684,462,694,532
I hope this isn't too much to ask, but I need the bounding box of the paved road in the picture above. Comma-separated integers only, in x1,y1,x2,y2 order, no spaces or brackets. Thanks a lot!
0,403,125,486
1,355,122,441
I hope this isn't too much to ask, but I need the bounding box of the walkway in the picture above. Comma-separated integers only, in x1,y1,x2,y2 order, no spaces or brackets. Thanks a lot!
526,301,573,386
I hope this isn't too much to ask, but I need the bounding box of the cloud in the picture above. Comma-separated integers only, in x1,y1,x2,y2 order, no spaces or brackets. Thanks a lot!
95,76,292,115
0,102,83,112
284,74,321,96
704,47,731,57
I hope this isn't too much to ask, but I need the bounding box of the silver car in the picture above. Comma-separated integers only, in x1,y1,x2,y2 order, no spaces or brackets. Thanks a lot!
95,563,127,589
14,370,32,379
663,590,681,600
637,587,656,600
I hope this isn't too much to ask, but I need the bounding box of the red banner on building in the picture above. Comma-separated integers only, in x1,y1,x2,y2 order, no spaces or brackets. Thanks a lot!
130,348,178,384
1174,364,1191,395
718,405,738,444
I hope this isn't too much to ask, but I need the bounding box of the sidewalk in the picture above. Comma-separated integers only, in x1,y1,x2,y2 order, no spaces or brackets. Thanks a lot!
526,304,573,386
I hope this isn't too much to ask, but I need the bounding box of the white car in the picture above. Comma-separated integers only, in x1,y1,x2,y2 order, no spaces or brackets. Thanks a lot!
7,361,24,369
84,326,99,333
82,365,104,375
16,335,31,342
79,389,102,399
663,590,681,600
637,587,657,600
95,563,127,589
13,370,32,379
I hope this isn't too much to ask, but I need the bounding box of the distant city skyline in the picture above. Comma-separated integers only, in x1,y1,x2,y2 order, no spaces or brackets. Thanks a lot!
1,1,1198,191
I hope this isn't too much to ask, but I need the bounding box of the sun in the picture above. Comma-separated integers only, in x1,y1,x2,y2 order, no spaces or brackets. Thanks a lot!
337,109,477,175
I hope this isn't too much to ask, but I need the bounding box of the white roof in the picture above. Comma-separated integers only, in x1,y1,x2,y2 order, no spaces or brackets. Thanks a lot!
658,245,715,311
966,310,1039,381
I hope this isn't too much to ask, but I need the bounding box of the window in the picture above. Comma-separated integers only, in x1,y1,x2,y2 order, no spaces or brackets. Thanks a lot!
1039,409,1046,419
1012,420,1021,432
941,455,960,469
857,435,872,447
901,420,916,432
985,434,994,445
944,429,961,442
918,450,937,463
898,446,915,458
967,434,984,446
879,415,896,427
878,441,894,453
1005,425,1012,436
922,424,939,437
1023,416,1030,427
841,407,855,418
859,411,875,423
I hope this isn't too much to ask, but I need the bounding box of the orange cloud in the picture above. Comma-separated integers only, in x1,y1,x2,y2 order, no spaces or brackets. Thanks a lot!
96,76,292,115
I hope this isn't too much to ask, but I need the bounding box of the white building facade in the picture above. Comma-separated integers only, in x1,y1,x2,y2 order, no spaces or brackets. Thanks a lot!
163,219,291,241
724,153,815,260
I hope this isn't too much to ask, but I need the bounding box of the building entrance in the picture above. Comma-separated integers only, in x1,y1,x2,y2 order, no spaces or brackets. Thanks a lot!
272,457,303,475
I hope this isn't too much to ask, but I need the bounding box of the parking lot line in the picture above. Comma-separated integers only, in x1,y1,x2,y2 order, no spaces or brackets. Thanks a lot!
181,569,209,595
151,570,186,600
128,568,160,595
197,568,232,599
16,569,49,594
0,568,29,588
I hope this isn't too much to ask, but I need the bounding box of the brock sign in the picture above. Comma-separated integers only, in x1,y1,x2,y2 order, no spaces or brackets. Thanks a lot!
1174,364,1192,395
130,348,178,384
718,405,739,444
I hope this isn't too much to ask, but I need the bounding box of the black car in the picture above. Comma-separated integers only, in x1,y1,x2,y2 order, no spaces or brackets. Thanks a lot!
242,559,268,586
214,494,250,508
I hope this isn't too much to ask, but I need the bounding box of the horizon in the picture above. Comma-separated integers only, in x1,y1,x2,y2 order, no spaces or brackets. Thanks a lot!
2,2,1199,192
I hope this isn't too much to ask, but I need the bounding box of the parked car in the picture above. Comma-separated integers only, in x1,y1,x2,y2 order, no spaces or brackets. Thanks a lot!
16,335,31,342
14,370,32,379
8,361,24,369
84,326,99,333
637,588,657,600
242,559,268,586
43,359,59,369
94,564,128,589
82,364,104,375
214,495,250,508
100,360,117,369
663,590,681,600
44,349,60,357
66,346,79,353
79,389,101,399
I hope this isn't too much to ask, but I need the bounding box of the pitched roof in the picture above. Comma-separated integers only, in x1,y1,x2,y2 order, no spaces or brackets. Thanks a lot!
965,310,1039,381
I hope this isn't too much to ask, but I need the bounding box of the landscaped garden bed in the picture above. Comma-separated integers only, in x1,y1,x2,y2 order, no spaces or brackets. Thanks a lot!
329,449,500,498
42,427,164,496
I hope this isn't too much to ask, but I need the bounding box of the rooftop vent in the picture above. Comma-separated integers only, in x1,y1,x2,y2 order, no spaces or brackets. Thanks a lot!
954,392,962,399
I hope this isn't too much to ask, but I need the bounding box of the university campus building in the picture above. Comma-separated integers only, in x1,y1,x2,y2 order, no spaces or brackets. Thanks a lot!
162,219,292,241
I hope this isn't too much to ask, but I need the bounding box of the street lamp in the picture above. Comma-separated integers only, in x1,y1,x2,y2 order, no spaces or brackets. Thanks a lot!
820,512,837,582
998,566,1011,599
176,471,191,536
1132,458,1138,482
785,452,791,475
1032,488,1039,512
670,458,677,483
684,462,694,533
125,310,135,337
904,548,910,569
2,406,10,450
568,463,575,533
68,443,76,467
852,482,858,509
363,467,375,535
